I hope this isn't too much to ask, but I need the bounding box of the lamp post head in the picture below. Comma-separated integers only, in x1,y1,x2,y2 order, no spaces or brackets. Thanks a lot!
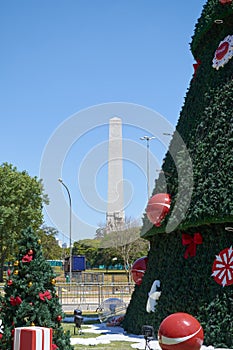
140,136,155,141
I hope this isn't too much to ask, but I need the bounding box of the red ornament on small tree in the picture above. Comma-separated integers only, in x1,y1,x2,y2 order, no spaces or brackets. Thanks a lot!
146,193,171,227
131,256,148,286
56,315,62,322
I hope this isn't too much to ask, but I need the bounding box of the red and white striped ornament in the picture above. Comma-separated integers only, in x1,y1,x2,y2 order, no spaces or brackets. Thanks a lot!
219,0,232,4
212,35,233,70
146,193,171,227
158,313,204,350
212,246,233,287
131,256,148,286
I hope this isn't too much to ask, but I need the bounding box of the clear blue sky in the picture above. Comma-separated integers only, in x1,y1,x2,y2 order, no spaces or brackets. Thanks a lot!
1,0,206,244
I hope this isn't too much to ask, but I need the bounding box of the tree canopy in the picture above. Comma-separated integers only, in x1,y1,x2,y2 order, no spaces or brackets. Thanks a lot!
73,219,149,278
0,163,48,281
37,225,64,260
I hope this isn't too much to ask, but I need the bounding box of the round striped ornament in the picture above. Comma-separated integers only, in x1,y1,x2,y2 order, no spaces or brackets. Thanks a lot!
158,313,204,350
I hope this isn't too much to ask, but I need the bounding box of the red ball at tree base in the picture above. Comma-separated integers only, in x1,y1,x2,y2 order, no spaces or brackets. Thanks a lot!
131,256,148,286
146,193,171,227
158,313,204,350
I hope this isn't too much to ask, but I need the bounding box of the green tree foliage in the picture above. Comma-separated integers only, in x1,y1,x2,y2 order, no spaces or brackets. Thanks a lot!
37,225,64,260
123,1,233,347
72,227,148,275
72,239,101,268
101,225,149,280
0,163,48,281
72,239,119,268
0,227,73,350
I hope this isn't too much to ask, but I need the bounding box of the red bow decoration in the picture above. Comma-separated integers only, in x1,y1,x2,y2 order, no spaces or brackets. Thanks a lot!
182,233,203,259
39,290,52,301
22,254,33,263
52,344,58,350
10,296,22,306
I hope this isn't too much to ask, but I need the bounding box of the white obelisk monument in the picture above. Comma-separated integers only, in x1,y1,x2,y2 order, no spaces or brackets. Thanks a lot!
106,117,125,231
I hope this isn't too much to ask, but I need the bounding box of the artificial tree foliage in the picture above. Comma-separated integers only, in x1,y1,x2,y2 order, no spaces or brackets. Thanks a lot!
123,1,233,347
0,227,73,350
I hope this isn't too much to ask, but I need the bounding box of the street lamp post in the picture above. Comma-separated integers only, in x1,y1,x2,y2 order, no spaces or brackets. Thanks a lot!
140,136,155,199
58,178,72,286
163,132,173,136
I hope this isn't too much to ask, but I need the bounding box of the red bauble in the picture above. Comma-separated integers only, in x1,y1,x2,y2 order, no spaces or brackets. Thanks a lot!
146,193,171,227
28,249,33,255
158,313,204,350
7,279,13,286
56,315,62,322
131,256,148,286
219,0,232,4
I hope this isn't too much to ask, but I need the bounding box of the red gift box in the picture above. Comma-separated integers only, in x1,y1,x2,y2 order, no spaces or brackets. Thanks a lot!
14,327,52,350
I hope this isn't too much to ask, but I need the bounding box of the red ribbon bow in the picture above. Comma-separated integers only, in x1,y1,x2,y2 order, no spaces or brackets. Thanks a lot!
52,344,58,350
182,232,203,259
39,290,52,301
10,296,22,306
22,254,33,263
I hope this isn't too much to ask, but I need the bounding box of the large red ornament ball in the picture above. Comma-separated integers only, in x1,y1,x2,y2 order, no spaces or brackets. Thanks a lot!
131,256,148,286
158,313,204,350
146,193,171,227
219,0,232,4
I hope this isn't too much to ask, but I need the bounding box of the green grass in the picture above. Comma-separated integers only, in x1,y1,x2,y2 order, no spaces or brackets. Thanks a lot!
73,342,136,349
62,323,142,350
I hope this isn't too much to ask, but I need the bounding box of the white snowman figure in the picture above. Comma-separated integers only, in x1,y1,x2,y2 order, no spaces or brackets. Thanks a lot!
146,280,161,313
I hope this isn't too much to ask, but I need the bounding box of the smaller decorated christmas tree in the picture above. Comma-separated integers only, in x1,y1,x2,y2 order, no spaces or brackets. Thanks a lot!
0,226,73,350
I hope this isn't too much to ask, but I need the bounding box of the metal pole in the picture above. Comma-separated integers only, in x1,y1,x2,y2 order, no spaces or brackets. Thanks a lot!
58,178,72,287
140,136,155,199
146,139,150,200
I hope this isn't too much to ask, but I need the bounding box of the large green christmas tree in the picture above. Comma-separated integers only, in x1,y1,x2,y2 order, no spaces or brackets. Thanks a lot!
123,0,233,348
0,227,73,350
